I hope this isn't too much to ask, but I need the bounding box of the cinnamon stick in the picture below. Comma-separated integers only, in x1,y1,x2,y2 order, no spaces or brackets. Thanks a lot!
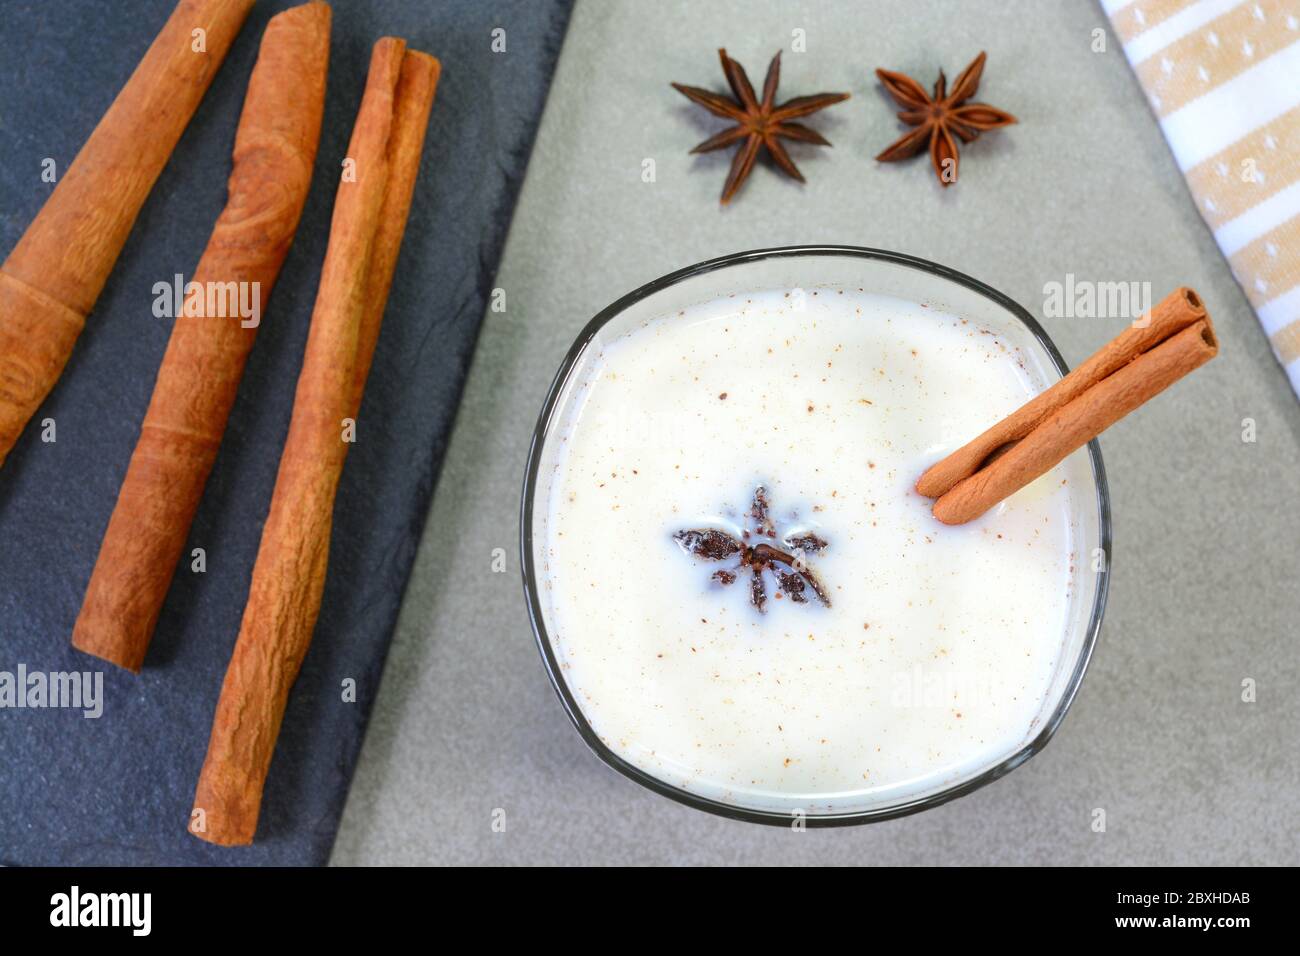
916,287,1208,499
929,311,1218,525
350,50,442,415
71,2,331,673
190,38,439,846
0,0,255,469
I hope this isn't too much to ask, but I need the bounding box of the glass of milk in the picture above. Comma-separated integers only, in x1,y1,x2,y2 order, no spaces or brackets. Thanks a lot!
522,247,1110,825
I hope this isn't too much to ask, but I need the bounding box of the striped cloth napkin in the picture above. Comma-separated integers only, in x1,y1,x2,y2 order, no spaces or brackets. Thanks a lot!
1102,0,1300,395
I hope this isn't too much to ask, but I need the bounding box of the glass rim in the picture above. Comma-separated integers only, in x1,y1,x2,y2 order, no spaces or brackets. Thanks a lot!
519,244,1112,827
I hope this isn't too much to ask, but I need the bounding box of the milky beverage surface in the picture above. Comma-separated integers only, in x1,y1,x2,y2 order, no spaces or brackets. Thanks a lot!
539,288,1082,814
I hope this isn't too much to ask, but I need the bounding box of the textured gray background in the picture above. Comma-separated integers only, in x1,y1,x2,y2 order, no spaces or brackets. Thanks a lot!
332,0,1300,865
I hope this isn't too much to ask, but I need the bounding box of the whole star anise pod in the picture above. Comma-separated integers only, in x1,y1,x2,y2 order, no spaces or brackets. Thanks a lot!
875,51,1016,188
672,49,850,204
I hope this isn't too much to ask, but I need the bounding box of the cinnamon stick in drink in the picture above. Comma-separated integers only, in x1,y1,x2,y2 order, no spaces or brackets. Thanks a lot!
0,0,255,469
71,2,332,673
190,39,439,846
916,287,1208,498
925,292,1217,525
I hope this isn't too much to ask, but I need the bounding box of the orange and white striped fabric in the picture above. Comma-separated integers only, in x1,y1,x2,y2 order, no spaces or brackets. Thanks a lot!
1104,0,1300,395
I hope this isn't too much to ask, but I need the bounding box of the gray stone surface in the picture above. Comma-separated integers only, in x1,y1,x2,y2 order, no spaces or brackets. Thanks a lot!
331,0,1300,865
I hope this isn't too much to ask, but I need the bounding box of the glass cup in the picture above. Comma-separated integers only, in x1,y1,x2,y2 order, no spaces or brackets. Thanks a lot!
521,246,1110,826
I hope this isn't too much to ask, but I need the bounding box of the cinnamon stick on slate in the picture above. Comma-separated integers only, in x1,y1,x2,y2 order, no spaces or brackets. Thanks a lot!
190,38,440,846
71,1,332,673
0,0,256,468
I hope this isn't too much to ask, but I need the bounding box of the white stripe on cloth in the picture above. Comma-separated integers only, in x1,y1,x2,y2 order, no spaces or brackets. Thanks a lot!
1256,283,1300,334
1158,37,1300,170
1122,0,1249,64
1216,179,1300,255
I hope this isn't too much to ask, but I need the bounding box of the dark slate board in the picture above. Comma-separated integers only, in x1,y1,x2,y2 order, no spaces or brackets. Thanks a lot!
0,0,572,865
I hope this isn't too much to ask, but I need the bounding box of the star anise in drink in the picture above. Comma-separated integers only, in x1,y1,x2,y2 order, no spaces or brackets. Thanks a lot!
874,51,1016,187
672,49,850,204
673,486,830,613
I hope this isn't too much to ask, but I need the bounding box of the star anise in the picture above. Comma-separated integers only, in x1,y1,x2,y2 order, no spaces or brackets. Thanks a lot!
673,486,830,613
874,51,1016,188
672,49,850,204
